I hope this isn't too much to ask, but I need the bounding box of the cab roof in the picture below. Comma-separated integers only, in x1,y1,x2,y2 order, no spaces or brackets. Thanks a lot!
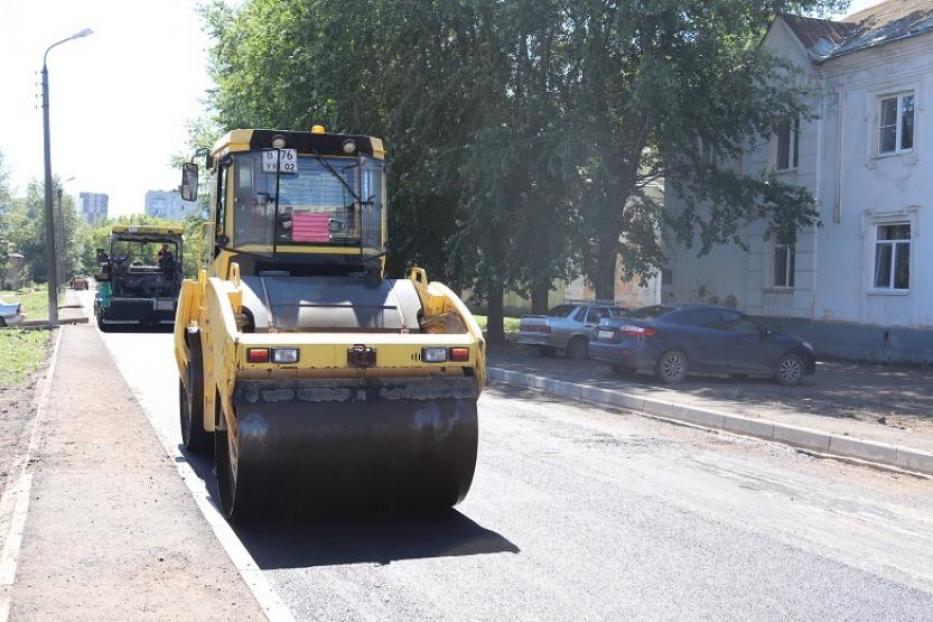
111,224,183,236
211,128,386,161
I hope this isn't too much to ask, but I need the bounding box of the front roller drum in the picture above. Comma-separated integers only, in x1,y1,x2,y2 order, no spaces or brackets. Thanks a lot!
216,379,479,521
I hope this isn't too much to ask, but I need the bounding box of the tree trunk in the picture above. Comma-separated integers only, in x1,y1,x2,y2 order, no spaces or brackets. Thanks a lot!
594,232,618,302
591,159,638,302
530,280,549,314
486,285,506,344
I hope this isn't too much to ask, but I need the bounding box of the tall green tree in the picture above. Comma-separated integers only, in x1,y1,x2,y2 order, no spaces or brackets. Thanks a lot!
0,151,11,287
7,179,85,284
196,0,846,333
565,0,846,299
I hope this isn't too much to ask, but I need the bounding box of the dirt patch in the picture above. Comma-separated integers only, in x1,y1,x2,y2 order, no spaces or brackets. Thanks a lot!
0,383,35,499
0,332,52,502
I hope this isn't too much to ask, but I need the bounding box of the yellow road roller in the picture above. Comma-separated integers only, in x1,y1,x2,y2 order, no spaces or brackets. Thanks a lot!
174,127,485,521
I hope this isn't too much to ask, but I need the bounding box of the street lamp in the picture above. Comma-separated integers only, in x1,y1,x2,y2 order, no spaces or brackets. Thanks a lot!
42,27,92,325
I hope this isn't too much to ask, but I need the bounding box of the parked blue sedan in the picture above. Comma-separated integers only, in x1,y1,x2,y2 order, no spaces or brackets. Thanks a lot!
589,305,816,386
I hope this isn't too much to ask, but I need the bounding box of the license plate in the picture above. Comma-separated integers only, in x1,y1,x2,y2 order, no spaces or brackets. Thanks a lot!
154,299,174,311
262,148,298,173
598,330,614,340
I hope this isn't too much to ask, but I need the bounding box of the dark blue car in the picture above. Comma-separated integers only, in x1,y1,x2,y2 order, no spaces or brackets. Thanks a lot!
588,305,816,386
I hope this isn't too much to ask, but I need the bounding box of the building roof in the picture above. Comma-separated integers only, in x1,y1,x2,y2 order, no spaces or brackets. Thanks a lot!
780,0,933,63
781,14,859,51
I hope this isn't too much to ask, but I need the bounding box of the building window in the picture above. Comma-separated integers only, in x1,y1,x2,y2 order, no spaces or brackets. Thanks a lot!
879,93,914,154
873,224,910,290
775,116,799,170
773,244,795,288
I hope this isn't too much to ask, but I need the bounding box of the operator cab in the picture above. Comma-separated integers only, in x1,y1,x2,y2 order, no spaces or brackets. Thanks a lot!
181,127,387,280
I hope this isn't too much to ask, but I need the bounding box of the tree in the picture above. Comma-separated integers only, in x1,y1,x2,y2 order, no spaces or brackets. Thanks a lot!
198,0,586,340
195,0,846,333
7,179,86,284
564,0,846,299
0,150,11,287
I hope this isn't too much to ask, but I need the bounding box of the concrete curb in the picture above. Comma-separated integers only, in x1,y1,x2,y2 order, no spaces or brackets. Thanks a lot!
18,318,88,327
488,366,933,477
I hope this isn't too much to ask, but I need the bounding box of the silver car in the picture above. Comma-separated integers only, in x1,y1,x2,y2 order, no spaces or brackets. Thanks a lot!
0,299,24,327
517,303,626,359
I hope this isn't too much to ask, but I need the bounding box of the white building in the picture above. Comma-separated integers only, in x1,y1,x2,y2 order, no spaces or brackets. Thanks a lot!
145,189,199,221
78,192,108,222
664,0,933,363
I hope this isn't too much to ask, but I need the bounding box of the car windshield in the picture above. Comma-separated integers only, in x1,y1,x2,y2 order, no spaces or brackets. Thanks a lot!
109,238,180,269
623,305,674,319
545,305,575,317
231,151,384,253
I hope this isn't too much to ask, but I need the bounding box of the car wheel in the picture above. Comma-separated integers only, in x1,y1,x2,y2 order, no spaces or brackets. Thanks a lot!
656,350,688,384
565,336,588,360
775,353,804,386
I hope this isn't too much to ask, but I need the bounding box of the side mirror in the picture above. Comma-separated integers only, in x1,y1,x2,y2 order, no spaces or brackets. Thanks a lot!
180,162,199,202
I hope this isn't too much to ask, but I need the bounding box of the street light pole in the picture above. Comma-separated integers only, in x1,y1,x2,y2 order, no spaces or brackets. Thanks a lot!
42,28,92,325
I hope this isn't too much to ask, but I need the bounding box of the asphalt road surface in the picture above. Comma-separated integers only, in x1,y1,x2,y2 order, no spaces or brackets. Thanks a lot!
95,324,933,621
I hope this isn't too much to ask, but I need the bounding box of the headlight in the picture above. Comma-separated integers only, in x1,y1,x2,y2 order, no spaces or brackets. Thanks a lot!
272,348,299,364
422,347,448,363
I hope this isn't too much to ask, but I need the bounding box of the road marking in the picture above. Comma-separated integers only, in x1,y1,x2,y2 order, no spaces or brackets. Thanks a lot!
0,328,63,622
91,316,296,622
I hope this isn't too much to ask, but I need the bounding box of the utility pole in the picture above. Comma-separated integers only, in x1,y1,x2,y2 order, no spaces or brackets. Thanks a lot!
41,28,92,325
41,62,58,324
56,186,65,288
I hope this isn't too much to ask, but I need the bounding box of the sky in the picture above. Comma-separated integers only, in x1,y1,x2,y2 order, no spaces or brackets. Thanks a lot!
839,0,887,17
0,0,886,218
0,0,213,216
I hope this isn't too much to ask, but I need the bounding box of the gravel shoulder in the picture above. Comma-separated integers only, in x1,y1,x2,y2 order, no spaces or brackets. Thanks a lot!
7,325,264,621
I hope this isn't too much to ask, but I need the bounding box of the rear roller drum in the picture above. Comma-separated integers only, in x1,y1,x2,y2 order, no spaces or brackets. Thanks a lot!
216,392,479,520
180,341,211,453
215,409,246,522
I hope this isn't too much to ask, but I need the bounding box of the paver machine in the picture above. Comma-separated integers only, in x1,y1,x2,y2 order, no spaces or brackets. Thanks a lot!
94,224,184,330
174,127,485,521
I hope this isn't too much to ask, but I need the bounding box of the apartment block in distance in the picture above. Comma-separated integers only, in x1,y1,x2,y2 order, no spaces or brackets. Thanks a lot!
145,189,199,221
79,192,109,222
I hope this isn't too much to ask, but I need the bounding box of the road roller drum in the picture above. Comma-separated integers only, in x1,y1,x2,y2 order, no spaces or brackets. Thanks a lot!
215,377,479,520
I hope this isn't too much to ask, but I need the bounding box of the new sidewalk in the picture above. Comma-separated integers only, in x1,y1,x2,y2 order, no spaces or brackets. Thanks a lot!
2,324,264,620
488,347,933,475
